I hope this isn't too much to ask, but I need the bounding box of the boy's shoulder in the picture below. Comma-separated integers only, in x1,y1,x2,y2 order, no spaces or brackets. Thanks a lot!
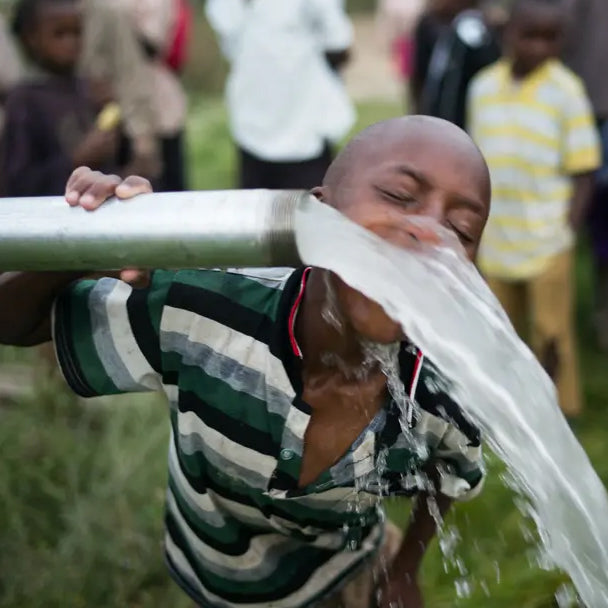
165,267,296,322
469,59,506,95
542,60,587,97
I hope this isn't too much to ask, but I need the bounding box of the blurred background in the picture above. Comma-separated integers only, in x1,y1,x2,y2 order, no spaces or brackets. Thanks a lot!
0,0,605,606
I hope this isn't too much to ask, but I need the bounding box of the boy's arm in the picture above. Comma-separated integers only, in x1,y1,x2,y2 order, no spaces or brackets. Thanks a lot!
569,172,596,233
0,272,86,346
378,490,452,608
0,170,152,347
561,78,601,231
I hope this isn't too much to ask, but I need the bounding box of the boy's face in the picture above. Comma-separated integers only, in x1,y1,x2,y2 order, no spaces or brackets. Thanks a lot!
507,4,564,76
319,120,491,344
26,3,83,74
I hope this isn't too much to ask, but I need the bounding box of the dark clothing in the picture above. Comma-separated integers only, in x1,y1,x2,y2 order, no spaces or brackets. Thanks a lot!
0,75,98,197
412,10,500,130
159,131,187,192
238,144,332,190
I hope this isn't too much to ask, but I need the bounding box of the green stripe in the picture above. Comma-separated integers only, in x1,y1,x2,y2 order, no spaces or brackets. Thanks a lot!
167,512,334,599
68,280,120,396
168,477,255,546
178,365,282,436
148,270,176,335
173,270,280,320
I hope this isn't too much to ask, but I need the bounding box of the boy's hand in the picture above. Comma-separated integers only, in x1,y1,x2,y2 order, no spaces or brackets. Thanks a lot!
65,166,153,286
72,127,119,170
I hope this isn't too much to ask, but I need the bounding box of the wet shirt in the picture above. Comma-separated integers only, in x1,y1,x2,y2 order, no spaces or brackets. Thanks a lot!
52,267,484,608
469,60,601,280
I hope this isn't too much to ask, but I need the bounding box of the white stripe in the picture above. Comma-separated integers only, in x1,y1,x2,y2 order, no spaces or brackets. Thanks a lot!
104,281,161,391
178,410,277,479
476,104,559,142
168,439,226,525
164,523,382,608
167,491,287,570
161,306,295,398
483,141,559,168
224,267,294,288
489,199,567,221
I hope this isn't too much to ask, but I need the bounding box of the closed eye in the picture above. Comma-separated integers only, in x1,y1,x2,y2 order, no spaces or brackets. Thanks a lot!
376,186,418,208
448,222,474,244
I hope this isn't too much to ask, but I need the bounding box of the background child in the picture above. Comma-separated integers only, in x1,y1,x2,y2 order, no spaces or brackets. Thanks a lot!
0,0,119,197
468,0,601,418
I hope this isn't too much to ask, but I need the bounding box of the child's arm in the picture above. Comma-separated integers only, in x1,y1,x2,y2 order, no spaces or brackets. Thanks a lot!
561,78,601,232
0,169,151,347
569,172,596,233
378,490,452,608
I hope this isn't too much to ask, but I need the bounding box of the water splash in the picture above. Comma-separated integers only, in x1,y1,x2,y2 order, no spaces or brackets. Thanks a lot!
295,199,608,607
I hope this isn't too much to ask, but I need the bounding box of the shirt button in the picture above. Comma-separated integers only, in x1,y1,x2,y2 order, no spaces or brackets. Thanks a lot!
280,449,295,461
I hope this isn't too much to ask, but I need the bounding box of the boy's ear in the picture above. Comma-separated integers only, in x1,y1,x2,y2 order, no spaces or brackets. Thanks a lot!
310,186,326,201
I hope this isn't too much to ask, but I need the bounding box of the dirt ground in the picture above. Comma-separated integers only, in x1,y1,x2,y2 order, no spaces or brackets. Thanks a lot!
344,15,405,104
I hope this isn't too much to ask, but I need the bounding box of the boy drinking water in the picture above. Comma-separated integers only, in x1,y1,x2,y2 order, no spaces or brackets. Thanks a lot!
468,0,601,418
0,116,490,608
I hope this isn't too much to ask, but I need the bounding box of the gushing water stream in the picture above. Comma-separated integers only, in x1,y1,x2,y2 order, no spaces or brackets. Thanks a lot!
295,198,608,607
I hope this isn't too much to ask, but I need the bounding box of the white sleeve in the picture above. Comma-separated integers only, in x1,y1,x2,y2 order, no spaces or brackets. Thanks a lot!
205,0,249,62
307,0,353,52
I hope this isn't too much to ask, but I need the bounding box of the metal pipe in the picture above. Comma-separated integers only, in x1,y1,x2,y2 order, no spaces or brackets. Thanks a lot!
0,190,309,271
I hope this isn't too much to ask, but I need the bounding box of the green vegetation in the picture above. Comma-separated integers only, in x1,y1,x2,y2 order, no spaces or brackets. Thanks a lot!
1,100,605,607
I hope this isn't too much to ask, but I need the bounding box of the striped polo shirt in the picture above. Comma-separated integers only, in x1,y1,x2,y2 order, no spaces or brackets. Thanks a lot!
468,59,601,280
52,267,484,607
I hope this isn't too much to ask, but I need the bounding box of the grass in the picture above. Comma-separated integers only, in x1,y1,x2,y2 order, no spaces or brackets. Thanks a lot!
1,99,606,607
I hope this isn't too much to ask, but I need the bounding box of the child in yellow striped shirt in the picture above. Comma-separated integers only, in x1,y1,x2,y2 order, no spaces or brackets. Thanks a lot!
467,0,601,418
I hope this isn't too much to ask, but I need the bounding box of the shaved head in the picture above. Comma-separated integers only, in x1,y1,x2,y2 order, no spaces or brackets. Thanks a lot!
323,115,491,211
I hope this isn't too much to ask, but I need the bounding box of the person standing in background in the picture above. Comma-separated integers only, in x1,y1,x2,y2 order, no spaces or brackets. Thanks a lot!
468,0,601,419
0,0,120,198
412,0,500,130
80,0,162,183
563,0,608,351
0,12,23,134
127,0,189,192
206,0,355,190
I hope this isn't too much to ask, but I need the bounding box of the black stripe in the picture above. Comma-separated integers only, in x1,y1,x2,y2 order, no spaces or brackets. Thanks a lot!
167,480,266,556
172,442,350,533
54,293,97,398
126,285,162,374
165,511,336,603
179,389,276,457
167,282,275,344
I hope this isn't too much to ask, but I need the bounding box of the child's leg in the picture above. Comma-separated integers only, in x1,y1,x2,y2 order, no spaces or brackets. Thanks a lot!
485,277,527,339
529,250,582,417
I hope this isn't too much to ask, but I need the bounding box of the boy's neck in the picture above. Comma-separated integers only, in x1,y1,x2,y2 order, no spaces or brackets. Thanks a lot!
510,59,548,82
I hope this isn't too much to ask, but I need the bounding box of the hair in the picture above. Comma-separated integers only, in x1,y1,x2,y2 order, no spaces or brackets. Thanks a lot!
11,0,76,38
509,0,565,21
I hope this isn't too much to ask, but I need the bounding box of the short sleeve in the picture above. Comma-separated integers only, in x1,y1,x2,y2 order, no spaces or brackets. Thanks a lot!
307,0,353,52
415,358,485,502
434,424,485,501
52,270,175,397
561,79,601,175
